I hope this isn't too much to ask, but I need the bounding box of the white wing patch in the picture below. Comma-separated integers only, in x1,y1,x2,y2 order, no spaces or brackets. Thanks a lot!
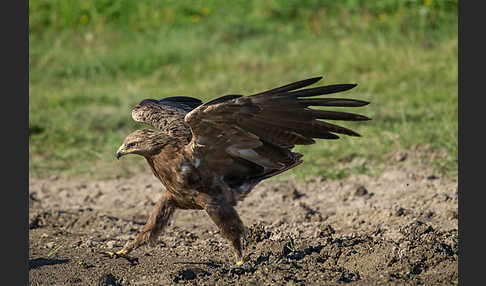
225,146,284,170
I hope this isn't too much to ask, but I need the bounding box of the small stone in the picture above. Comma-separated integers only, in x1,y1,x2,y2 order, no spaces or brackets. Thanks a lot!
425,211,435,219
396,207,406,216
355,186,368,196
448,210,458,220
46,242,55,249
29,192,40,202
83,239,94,248
393,152,408,162
106,241,116,249
98,273,118,286
72,240,82,248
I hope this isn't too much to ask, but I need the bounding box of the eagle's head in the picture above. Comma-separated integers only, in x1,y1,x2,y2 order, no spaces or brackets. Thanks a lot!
116,129,170,159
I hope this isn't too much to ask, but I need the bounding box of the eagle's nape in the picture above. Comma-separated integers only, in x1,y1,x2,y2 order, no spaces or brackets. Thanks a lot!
111,76,371,265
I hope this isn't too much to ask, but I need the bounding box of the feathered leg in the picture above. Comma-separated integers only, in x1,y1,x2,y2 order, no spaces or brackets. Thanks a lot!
107,190,175,259
205,201,246,265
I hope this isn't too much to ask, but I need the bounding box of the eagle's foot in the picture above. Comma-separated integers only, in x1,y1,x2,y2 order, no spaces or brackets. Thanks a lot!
103,249,139,264
234,251,244,266
106,249,128,258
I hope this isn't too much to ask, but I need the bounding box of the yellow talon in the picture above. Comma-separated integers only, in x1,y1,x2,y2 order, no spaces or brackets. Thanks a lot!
116,249,127,256
103,249,139,265
236,260,244,266
105,249,128,258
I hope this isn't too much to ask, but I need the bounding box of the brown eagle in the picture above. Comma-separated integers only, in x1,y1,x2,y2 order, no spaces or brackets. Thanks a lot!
111,77,370,265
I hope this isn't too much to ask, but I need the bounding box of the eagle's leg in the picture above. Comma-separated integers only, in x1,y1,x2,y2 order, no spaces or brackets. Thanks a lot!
107,191,175,258
205,202,246,266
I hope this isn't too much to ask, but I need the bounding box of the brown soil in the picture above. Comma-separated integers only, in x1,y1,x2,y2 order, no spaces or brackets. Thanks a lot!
29,151,458,285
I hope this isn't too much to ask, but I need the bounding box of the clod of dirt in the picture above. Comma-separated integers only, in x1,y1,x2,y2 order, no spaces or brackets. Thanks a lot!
337,269,361,283
316,224,336,238
400,220,434,238
355,185,368,196
292,189,306,200
395,207,407,216
173,267,211,283
30,192,40,202
98,273,122,286
253,253,270,266
66,277,83,284
29,211,51,229
338,153,357,163
106,241,116,249
447,210,458,220
391,151,408,162
230,266,247,276
299,202,324,222
244,223,272,246
78,260,94,269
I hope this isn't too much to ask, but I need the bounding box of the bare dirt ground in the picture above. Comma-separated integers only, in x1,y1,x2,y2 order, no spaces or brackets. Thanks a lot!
29,150,458,285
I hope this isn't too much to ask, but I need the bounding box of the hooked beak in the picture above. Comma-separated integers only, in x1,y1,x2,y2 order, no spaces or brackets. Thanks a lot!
116,149,124,160
116,145,137,159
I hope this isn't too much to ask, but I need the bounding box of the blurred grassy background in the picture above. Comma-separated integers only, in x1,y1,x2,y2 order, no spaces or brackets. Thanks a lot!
29,0,458,180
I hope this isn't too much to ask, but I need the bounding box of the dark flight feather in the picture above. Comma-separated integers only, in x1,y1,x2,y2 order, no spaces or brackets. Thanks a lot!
251,76,323,96
159,96,203,109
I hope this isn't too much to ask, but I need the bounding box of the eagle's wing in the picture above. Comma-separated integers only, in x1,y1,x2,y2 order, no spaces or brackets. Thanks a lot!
131,96,202,143
184,77,370,198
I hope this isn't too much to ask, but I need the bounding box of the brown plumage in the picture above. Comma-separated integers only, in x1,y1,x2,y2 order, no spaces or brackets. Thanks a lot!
112,76,371,264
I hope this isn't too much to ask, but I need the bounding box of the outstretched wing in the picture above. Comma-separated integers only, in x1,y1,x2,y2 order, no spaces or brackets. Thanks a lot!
131,96,202,143
184,76,370,197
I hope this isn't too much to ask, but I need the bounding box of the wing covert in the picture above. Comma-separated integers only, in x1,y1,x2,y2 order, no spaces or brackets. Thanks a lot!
132,96,202,143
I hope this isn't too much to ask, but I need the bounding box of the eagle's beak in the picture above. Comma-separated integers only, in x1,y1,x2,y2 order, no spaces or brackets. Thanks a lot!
116,145,138,159
116,147,124,160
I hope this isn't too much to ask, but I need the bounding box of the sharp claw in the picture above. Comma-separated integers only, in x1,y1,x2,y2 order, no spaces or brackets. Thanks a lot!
101,251,117,258
101,250,139,265
102,250,125,258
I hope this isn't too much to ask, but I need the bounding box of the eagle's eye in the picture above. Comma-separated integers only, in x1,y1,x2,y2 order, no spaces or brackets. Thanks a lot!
126,142,136,148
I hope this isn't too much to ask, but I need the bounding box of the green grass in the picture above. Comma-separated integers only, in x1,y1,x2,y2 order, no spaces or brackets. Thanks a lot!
29,0,458,180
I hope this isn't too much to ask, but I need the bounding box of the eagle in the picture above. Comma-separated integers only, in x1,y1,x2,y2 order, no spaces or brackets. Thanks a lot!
110,76,370,265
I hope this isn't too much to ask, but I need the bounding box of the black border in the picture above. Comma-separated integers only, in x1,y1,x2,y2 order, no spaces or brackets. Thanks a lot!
4,0,29,284
458,1,481,285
